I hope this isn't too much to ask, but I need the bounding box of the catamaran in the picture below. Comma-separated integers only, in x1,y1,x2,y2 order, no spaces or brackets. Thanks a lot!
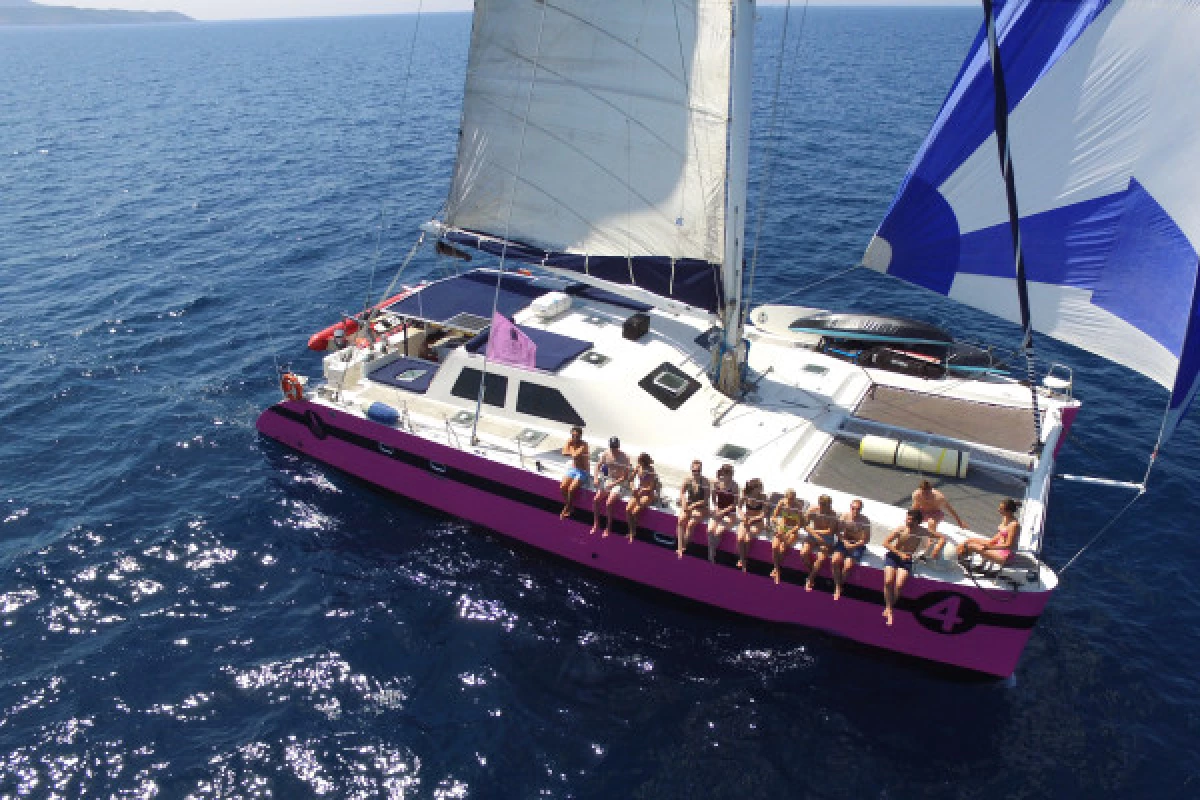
257,0,1200,677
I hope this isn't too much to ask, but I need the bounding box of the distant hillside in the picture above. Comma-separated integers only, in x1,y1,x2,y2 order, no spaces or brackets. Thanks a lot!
0,1,192,25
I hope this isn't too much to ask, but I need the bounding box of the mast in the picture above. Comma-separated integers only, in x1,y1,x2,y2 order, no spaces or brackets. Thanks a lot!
716,0,754,396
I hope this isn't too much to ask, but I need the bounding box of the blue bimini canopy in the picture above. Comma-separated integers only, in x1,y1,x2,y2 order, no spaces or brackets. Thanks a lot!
385,270,556,327
465,325,593,373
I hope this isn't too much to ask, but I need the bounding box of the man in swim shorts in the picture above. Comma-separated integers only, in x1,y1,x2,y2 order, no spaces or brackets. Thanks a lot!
560,426,590,519
591,436,632,536
881,508,941,626
831,498,870,601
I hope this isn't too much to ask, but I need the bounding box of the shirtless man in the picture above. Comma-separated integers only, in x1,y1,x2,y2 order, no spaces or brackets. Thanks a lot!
591,436,632,537
911,479,965,542
831,498,870,601
881,509,945,625
676,460,711,558
559,426,590,519
803,494,838,591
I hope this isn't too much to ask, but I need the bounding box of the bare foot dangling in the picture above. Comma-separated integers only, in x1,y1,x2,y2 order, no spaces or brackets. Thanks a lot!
771,568,780,585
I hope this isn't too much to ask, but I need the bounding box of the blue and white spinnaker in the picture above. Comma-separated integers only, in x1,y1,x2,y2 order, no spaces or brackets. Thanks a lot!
864,0,1200,444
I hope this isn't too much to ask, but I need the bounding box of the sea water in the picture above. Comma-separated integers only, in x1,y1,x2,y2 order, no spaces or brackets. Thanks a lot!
1,8,1197,797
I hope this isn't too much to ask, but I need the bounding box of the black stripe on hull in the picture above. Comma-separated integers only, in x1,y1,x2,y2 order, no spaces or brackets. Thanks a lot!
264,405,1041,632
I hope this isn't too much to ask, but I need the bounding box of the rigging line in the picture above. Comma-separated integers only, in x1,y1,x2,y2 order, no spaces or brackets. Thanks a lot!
471,0,550,446
743,0,811,319
371,231,427,318
262,301,286,396
362,205,386,316
981,0,1044,451
765,262,859,307
1056,486,1146,576
362,0,425,308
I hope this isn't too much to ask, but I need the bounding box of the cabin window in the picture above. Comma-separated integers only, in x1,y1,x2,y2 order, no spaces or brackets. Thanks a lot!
516,382,585,426
451,367,508,407
639,362,702,410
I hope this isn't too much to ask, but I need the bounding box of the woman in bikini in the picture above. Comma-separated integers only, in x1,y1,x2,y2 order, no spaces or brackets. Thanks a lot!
770,489,805,585
625,453,660,543
736,478,767,571
676,460,710,558
707,464,739,563
958,498,1020,565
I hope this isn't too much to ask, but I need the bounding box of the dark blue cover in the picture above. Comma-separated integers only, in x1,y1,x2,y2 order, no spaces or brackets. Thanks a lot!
443,229,723,313
383,271,553,325
367,357,439,394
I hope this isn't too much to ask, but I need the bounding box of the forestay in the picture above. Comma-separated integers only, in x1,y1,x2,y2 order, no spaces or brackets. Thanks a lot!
442,0,733,313
863,0,1200,444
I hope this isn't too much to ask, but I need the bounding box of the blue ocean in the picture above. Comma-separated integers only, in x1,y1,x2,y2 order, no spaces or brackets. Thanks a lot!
2,7,1198,797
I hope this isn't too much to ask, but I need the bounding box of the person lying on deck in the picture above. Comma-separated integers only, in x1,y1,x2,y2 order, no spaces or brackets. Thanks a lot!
804,494,839,592
591,436,631,537
957,498,1021,566
736,478,768,571
770,489,805,585
831,499,870,601
911,479,965,536
676,460,711,558
559,426,590,519
625,453,660,543
707,464,739,563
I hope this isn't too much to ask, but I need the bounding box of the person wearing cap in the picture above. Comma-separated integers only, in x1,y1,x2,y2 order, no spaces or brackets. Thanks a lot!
591,436,632,537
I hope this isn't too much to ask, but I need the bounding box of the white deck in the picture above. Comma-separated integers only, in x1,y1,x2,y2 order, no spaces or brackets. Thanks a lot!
303,271,1074,593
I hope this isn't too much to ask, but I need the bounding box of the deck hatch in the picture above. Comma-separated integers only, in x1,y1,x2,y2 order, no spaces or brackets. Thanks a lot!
716,444,751,463
444,312,491,334
639,362,702,410
581,351,610,367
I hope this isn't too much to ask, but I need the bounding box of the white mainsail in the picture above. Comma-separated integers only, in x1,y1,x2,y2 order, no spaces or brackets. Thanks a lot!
442,0,734,312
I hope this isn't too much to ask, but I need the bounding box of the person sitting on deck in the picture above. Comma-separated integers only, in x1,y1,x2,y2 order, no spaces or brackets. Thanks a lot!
804,494,839,592
911,479,966,535
882,508,944,625
591,436,632,537
625,453,660,543
707,464,739,563
559,426,590,519
676,460,711,558
957,498,1021,566
770,489,806,585
736,478,768,571
831,499,870,601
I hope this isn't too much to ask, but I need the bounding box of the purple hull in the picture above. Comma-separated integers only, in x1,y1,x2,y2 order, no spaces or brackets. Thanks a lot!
258,401,1050,677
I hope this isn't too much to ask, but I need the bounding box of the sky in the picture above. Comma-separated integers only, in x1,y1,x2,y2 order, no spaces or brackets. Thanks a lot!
57,1,975,22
